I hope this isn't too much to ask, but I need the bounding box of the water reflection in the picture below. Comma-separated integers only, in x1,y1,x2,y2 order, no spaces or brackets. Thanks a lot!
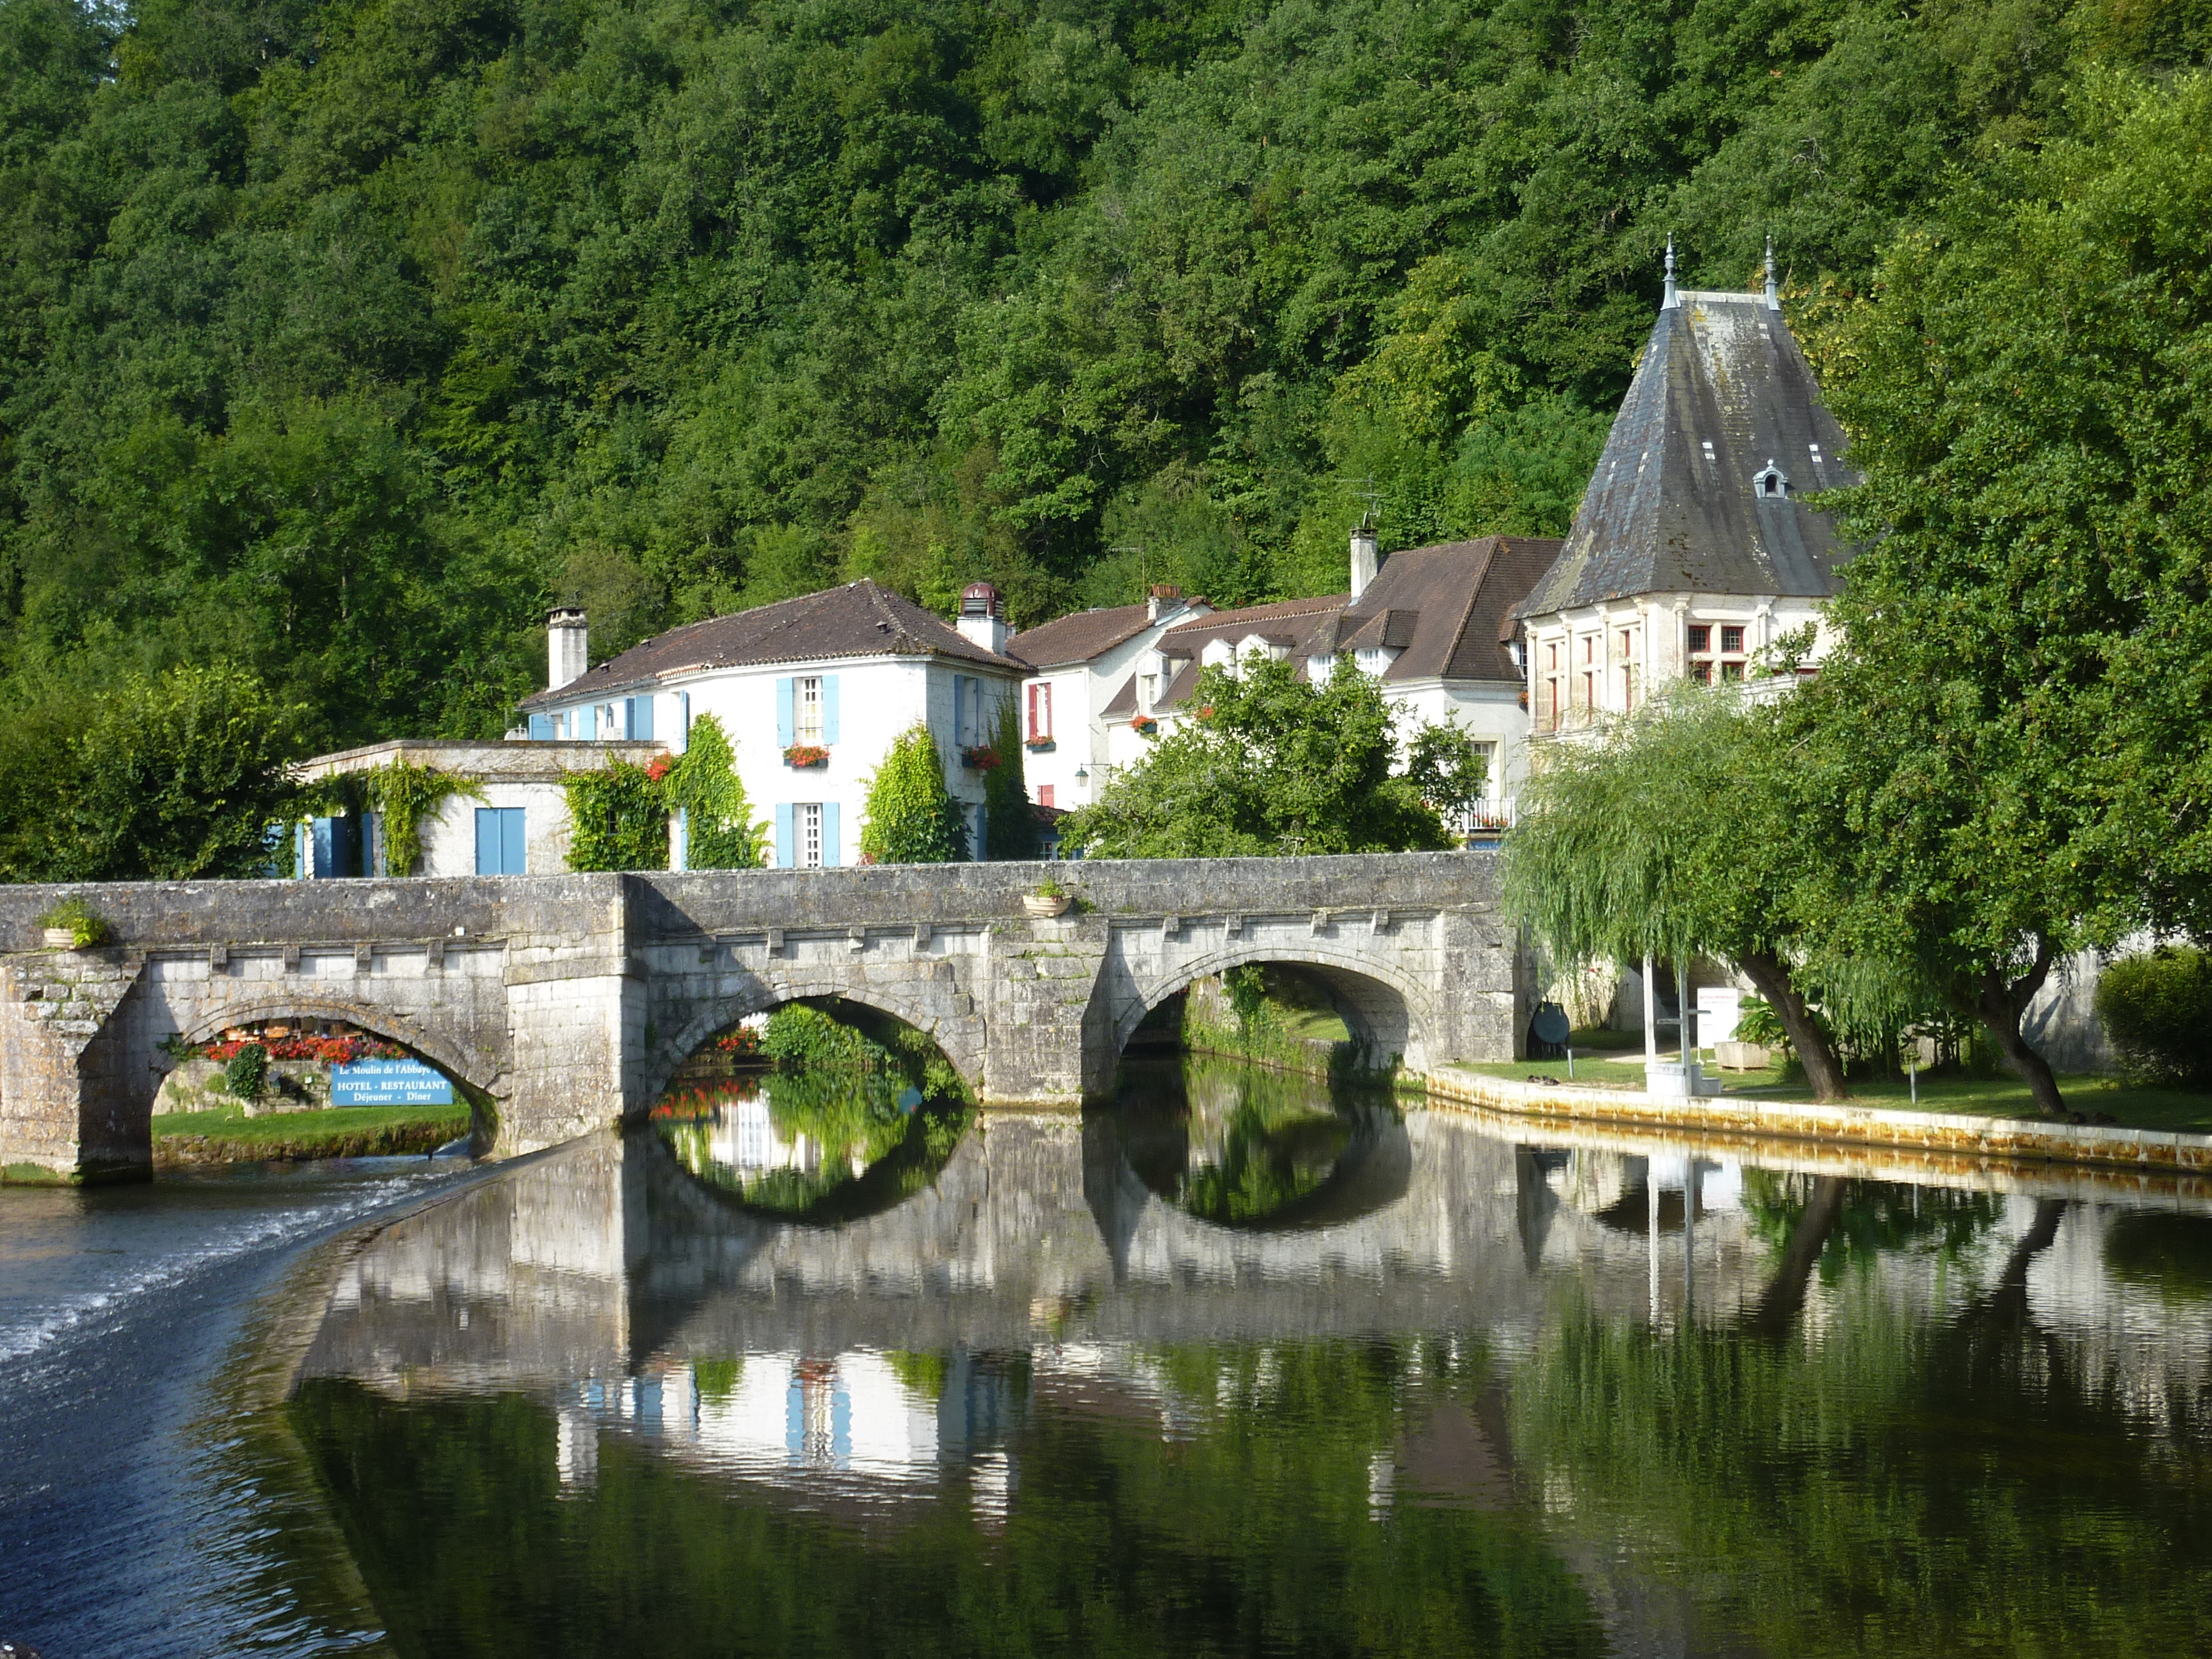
651,1071,970,1225
264,1056,2212,1657
1114,1057,1407,1228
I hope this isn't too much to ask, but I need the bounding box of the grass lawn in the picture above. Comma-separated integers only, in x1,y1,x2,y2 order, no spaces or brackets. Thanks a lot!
154,1102,471,1161
1444,1030,2212,1136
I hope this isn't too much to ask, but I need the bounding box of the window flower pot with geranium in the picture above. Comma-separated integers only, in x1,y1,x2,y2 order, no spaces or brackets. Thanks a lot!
960,745,1001,770
783,744,830,768
1130,716,1158,737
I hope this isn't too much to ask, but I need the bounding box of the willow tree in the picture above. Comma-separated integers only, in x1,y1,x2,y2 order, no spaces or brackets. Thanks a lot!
1500,686,1851,1101
663,714,765,870
859,725,968,864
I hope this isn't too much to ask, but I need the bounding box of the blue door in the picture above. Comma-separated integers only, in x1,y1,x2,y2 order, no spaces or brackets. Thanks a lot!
475,807,527,874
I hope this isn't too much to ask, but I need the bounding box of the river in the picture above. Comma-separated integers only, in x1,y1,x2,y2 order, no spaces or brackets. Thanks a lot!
4,1055,2210,1657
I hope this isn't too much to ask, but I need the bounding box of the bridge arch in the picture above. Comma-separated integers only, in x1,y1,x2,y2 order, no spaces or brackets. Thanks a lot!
1113,940,1440,1072
642,970,985,1112
175,995,499,1097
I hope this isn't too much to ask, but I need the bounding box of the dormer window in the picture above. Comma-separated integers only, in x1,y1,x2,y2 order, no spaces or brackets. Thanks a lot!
1701,440,1716,468
1752,461,1789,499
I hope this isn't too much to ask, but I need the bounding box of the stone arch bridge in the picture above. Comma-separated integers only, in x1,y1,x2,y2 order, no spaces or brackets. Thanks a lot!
0,853,1527,1183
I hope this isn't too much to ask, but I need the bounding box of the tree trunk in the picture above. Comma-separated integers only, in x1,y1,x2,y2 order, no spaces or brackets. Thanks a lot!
1738,950,1848,1102
1968,937,2066,1119
1744,1175,1846,1336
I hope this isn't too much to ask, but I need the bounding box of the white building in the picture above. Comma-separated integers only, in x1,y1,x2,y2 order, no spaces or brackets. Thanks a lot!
297,578,1027,875
1507,245,1857,736
1074,530,1559,824
1001,584,1210,813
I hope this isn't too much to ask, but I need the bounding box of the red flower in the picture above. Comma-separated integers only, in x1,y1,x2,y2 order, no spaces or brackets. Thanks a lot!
646,753,674,783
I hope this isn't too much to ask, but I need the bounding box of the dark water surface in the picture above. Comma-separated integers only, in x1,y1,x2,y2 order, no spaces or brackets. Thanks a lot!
9,1057,2212,1657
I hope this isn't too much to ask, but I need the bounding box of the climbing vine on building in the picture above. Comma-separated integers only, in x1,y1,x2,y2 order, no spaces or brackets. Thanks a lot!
364,757,485,876
562,760,669,872
859,726,967,865
663,716,766,870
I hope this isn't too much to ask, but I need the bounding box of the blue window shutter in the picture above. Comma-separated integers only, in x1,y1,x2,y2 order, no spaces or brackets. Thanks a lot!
775,803,794,868
580,705,598,740
953,675,966,746
475,809,498,875
822,675,840,746
632,695,652,742
501,807,526,874
528,713,553,741
821,801,840,867
677,691,691,752
776,679,795,748
974,804,988,862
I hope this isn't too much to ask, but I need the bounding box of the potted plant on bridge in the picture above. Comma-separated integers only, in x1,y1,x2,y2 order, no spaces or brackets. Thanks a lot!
1024,876,1071,919
38,898,109,950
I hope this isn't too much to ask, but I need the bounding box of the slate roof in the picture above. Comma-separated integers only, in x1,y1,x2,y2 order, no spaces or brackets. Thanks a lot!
1513,290,1858,620
518,580,1023,709
1099,535,1559,713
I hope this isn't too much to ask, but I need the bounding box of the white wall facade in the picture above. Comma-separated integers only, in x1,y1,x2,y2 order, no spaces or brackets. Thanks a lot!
534,654,1022,867
1020,609,1205,812
1518,591,1835,742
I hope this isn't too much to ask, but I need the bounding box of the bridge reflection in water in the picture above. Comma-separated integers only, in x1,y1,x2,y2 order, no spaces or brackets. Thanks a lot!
289,1058,2212,1655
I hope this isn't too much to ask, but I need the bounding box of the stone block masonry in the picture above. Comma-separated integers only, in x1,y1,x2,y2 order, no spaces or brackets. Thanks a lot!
0,853,1524,1183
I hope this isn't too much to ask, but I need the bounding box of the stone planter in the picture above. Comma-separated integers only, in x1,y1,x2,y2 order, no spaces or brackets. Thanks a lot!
41,927,78,950
1712,1039,1773,1071
1022,893,1071,919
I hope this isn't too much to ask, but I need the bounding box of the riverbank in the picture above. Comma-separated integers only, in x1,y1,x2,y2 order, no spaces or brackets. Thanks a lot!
153,1104,470,1167
1423,1065,2212,1176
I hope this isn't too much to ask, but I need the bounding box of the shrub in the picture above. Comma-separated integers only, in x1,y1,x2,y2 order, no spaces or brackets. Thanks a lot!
859,725,968,864
225,1042,269,1099
665,716,766,870
2095,948,2212,1087
563,758,669,871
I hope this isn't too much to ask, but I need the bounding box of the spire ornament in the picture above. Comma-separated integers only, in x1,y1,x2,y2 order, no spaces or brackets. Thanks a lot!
1763,234,1780,311
1663,235,1678,310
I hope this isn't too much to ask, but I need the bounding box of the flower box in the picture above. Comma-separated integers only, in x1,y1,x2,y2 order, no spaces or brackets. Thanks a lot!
1129,717,1158,737
783,745,830,768
960,745,1002,771
1023,738,1056,752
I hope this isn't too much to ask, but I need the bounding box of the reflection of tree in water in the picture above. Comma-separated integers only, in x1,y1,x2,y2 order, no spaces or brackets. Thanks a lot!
289,1335,1615,1657
2103,1211,2212,1304
654,1068,970,1223
1124,1058,1366,1226
1511,1199,2212,1654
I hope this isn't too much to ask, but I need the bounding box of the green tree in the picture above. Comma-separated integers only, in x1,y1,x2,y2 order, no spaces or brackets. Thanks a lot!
1062,655,1450,858
44,665,309,882
1403,716,1490,839
1789,70,2212,1116
859,724,968,864
982,693,1037,860
1501,688,1854,1100
663,715,765,870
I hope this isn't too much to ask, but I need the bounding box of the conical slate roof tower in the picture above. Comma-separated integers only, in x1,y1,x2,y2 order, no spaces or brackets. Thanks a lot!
1510,241,1857,734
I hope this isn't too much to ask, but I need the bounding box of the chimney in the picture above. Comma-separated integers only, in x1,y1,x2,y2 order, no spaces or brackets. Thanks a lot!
1350,525,1380,600
956,581,1009,654
1146,582,1181,625
548,607,588,691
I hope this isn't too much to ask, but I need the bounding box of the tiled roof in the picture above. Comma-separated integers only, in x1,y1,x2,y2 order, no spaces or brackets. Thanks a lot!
1005,603,1156,669
519,580,1022,709
1513,291,1857,620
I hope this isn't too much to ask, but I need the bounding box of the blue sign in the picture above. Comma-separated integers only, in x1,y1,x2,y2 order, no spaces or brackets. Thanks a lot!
332,1057,454,1106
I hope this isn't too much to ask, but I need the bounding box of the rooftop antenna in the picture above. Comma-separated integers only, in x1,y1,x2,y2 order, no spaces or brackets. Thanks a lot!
1110,540,1149,594
1352,474,1385,531
1763,233,1779,311
1663,235,1678,310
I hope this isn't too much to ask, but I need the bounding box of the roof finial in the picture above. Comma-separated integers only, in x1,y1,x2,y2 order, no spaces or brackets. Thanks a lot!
1763,233,1779,311
1663,234,1678,311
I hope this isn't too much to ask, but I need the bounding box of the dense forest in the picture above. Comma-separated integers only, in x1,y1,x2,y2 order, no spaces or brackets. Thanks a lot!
0,0,2205,773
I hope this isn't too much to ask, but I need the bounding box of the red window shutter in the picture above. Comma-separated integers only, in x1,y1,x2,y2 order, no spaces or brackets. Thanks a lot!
1041,682,1051,739
1037,785,1054,808
1027,682,1038,739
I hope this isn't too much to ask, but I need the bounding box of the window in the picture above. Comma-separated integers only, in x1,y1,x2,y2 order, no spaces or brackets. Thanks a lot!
1139,674,1157,712
1583,670,1595,712
1687,624,1711,654
1720,661,1745,682
1721,625,1745,654
1754,463,1789,498
1036,784,1055,808
799,802,822,869
1687,620,1749,683
796,676,823,743
475,807,526,875
1028,681,1053,742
